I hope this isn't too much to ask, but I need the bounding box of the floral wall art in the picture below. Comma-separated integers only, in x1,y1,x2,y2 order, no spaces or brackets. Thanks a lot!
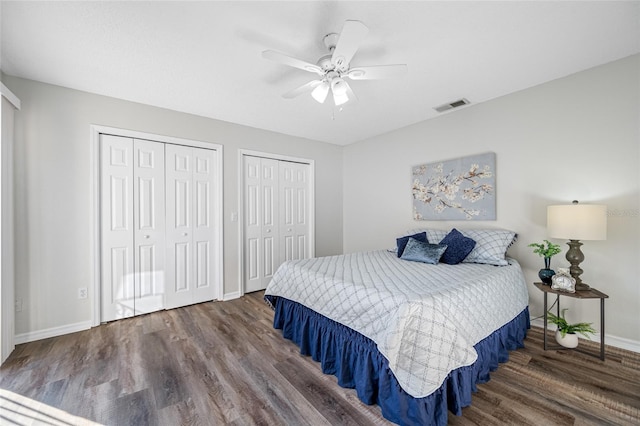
412,152,496,220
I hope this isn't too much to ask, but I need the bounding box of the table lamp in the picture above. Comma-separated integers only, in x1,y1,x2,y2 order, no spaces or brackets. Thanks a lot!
547,201,607,291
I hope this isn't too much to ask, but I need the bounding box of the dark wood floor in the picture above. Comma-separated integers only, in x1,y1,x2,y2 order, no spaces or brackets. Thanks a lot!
1,291,639,426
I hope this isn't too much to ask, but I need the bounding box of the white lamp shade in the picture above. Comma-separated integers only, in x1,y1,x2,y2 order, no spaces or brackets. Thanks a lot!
547,204,607,241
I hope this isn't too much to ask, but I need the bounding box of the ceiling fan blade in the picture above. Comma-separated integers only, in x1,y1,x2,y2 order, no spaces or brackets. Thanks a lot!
282,80,323,99
331,20,369,71
262,50,324,75
347,64,408,80
311,82,330,103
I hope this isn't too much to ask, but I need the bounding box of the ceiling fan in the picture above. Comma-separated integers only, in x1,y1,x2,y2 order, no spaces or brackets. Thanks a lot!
262,20,407,106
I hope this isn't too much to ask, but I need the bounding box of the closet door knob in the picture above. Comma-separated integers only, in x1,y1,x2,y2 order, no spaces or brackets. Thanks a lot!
183,232,188,236
266,229,271,233
144,235,150,239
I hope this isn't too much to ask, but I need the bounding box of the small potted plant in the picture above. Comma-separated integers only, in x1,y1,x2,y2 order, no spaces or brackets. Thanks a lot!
528,239,562,284
547,308,596,348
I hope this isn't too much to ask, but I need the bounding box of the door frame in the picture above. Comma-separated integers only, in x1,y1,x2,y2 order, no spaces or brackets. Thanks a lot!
238,150,315,297
1,83,20,365
90,125,224,326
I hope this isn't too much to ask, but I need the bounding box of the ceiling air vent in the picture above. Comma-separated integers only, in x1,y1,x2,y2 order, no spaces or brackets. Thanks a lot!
434,98,470,113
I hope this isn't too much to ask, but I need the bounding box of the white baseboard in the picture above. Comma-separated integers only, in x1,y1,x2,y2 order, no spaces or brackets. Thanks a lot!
15,321,93,345
530,318,640,353
14,292,244,344
222,291,241,301
13,314,639,354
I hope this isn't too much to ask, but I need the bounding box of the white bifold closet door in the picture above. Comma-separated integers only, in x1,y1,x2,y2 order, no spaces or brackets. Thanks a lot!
101,135,166,321
244,156,310,293
100,135,218,322
165,144,218,309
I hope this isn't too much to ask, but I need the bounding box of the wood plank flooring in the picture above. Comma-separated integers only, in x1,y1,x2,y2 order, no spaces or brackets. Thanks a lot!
1,291,639,425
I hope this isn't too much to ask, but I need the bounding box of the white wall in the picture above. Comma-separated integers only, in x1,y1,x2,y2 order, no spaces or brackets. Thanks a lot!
343,55,640,348
2,75,343,338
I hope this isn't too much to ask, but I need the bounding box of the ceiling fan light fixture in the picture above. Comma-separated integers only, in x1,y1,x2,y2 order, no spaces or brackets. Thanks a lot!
333,91,349,106
311,82,330,103
263,20,407,107
331,77,348,96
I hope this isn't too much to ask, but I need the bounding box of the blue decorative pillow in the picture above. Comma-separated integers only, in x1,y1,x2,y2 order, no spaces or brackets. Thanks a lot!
439,228,476,265
400,238,448,264
396,232,427,258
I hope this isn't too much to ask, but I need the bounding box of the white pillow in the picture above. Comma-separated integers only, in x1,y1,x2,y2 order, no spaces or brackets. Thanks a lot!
405,228,448,244
459,229,517,266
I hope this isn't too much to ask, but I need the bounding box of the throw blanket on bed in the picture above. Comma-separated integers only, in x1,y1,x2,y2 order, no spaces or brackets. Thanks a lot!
264,250,529,398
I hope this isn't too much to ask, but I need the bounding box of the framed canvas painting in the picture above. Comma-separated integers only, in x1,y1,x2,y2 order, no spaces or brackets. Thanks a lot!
412,152,496,220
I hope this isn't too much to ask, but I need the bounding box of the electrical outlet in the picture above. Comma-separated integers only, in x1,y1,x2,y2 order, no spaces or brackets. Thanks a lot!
78,287,88,299
15,298,23,312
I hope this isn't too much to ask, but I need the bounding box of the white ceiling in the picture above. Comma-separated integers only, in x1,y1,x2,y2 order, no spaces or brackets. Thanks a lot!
2,1,639,145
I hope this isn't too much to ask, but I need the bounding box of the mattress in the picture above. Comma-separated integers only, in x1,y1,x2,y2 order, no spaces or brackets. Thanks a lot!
264,249,529,398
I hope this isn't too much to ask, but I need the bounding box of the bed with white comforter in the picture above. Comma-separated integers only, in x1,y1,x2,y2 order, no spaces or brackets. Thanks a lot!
264,249,529,399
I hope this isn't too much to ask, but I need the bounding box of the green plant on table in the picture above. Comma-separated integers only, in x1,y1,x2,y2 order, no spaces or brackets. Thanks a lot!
547,308,596,338
528,240,562,258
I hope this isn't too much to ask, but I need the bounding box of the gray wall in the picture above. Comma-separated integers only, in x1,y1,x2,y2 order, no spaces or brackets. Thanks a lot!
3,75,343,336
4,55,639,349
343,54,640,348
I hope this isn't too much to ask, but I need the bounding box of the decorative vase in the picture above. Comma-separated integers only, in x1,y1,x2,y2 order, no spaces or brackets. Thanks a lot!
555,330,579,348
538,257,555,284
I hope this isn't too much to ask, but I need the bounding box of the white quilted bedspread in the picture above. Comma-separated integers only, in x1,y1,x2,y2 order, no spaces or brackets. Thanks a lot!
264,250,529,398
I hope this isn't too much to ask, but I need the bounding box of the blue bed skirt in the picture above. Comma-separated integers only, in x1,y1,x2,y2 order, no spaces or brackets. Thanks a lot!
265,295,530,426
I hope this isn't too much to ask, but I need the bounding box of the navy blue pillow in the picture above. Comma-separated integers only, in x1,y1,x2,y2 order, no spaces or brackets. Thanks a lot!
439,228,476,265
396,232,427,257
400,238,448,264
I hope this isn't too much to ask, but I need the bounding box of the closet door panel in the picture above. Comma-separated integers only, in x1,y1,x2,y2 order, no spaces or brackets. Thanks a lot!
243,156,264,293
175,242,190,291
260,159,279,286
133,139,165,315
165,145,218,307
245,160,260,287
165,144,193,309
247,238,259,281
101,135,135,321
192,147,217,302
282,234,293,263
279,161,310,263
263,236,275,278
297,235,307,259
196,241,210,287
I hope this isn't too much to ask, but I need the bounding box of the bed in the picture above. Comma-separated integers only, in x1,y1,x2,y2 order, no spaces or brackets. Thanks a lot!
264,228,530,425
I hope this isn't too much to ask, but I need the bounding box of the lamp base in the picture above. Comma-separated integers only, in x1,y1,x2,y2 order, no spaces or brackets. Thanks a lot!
566,239,587,289
575,282,591,291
